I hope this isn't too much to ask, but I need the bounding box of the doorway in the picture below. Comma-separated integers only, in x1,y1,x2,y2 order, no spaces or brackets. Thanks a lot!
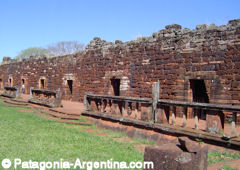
67,80,73,95
9,78,13,87
21,79,25,93
0,79,2,90
111,79,120,96
40,79,45,89
190,79,209,120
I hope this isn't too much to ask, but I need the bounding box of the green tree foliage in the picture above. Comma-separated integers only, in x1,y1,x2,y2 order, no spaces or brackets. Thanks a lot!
15,47,50,60
14,41,84,61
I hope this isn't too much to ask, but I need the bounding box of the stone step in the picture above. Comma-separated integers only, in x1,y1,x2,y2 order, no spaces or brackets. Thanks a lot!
4,100,29,106
11,98,29,104
57,119,91,125
43,110,80,120
39,112,90,126
49,108,82,116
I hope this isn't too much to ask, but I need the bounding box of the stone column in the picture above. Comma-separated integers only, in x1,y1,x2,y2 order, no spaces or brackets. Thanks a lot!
152,81,160,123
30,87,33,100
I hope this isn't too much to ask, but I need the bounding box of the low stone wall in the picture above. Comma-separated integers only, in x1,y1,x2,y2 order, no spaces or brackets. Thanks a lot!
28,88,61,107
0,86,20,98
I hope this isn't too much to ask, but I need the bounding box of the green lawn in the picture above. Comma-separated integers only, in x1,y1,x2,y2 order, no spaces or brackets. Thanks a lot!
0,102,145,169
1,99,239,170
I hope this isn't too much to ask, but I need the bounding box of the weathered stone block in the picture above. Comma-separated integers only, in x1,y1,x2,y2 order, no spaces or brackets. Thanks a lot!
141,103,150,122
178,137,201,153
156,105,169,124
206,113,223,134
143,142,208,170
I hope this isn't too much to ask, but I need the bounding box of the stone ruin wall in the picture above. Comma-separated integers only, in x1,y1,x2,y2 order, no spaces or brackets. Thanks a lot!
0,19,240,109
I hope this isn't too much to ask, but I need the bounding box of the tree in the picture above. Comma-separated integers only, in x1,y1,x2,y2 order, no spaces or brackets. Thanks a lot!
14,41,84,60
47,41,84,56
16,47,50,61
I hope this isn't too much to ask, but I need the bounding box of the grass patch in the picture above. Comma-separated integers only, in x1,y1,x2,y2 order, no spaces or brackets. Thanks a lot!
222,165,236,170
63,121,155,146
0,103,144,169
208,150,240,165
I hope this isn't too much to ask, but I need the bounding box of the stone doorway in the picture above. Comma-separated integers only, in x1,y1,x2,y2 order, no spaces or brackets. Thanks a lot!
110,78,120,96
62,74,75,100
0,79,2,90
40,79,45,89
9,78,13,87
190,79,209,120
67,80,73,95
21,78,25,93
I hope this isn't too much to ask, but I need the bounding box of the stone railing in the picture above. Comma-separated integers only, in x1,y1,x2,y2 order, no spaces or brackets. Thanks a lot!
84,93,152,121
0,86,20,98
156,99,240,135
83,82,240,147
28,88,61,107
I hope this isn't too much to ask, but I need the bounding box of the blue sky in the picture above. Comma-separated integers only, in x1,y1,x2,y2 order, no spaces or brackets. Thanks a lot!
0,0,239,60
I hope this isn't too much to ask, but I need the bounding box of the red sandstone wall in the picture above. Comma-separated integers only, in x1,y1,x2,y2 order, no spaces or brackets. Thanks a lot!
0,19,240,105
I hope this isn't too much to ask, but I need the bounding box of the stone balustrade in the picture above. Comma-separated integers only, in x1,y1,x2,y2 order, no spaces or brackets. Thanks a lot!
28,88,61,107
1,86,20,98
84,93,240,135
84,93,152,122
83,82,240,148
